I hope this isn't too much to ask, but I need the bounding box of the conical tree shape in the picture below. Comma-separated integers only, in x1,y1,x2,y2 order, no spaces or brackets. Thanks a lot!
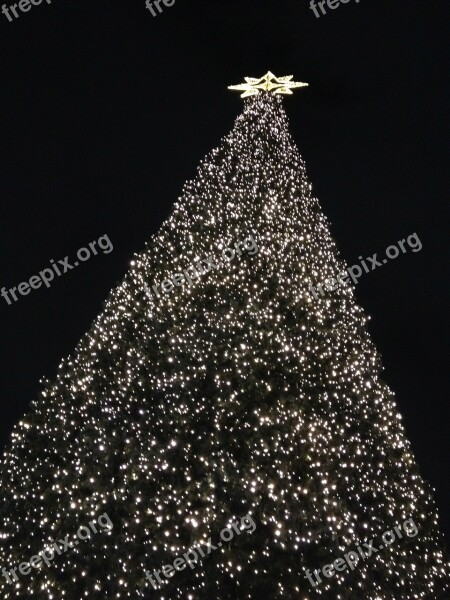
0,91,448,599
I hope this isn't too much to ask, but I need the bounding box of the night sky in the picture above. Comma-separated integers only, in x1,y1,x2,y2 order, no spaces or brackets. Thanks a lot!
1,0,448,541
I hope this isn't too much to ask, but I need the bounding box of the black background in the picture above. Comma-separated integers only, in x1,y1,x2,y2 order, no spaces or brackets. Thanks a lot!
1,0,449,540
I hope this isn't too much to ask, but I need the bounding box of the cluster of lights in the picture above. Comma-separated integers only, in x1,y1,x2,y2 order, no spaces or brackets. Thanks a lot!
0,79,447,599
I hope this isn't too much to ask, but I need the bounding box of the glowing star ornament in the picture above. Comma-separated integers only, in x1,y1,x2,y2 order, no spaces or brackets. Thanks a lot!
228,71,309,97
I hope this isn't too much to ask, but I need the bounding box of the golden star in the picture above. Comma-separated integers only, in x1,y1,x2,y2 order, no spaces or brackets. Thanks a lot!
228,71,309,98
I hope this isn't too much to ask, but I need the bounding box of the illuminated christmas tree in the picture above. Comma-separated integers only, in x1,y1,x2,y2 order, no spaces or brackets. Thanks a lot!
0,72,448,599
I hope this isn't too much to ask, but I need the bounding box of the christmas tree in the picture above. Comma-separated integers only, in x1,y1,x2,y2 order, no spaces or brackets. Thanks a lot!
0,72,448,599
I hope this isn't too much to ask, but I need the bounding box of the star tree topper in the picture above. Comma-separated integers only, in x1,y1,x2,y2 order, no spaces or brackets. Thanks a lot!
228,71,309,98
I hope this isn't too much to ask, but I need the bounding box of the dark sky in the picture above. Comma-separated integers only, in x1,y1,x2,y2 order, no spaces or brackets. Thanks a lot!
1,0,449,540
